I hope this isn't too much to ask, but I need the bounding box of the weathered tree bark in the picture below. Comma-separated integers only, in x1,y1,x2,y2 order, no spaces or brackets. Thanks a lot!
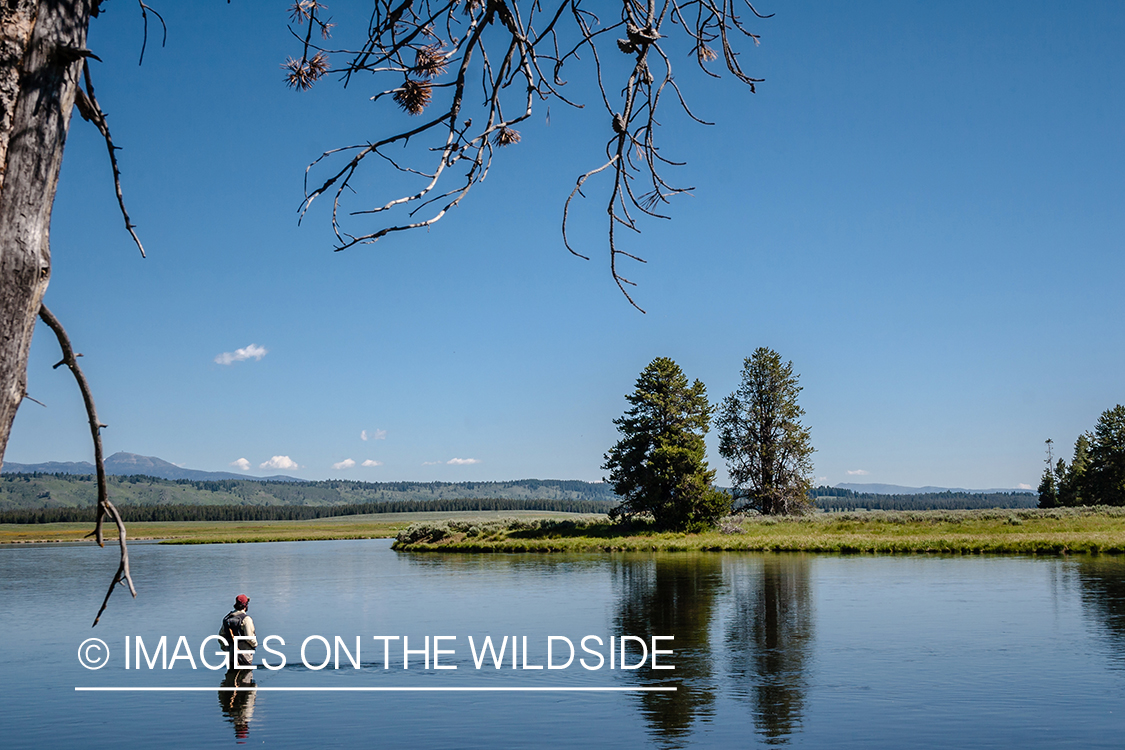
0,0,92,467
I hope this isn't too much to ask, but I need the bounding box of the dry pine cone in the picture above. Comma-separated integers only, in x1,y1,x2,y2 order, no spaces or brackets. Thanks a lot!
493,127,521,146
394,79,432,115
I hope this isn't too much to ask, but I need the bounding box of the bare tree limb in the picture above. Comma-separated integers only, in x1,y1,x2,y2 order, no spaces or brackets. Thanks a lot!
74,60,146,259
38,304,135,627
137,2,167,66
288,0,769,309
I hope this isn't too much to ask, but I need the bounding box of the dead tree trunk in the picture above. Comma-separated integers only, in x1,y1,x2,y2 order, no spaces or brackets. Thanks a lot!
0,0,92,467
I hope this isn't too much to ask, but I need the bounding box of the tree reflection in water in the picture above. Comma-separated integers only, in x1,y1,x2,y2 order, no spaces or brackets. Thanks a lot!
725,554,813,745
613,554,723,747
1076,557,1125,669
612,553,815,747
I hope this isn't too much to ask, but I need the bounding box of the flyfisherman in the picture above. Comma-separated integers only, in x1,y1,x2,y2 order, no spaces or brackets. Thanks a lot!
219,594,258,668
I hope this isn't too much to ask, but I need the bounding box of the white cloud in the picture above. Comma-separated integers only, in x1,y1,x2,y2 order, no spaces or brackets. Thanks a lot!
447,458,479,465
361,429,387,441
361,459,383,467
215,344,268,366
332,459,356,470
260,455,299,470
1018,483,1033,490
230,458,251,471
846,469,869,476
422,461,442,466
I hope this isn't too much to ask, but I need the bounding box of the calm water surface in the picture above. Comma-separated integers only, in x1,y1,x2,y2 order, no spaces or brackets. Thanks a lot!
1,539,1123,748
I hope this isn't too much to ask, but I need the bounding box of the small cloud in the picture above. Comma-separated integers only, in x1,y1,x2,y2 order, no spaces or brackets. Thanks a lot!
260,455,299,470
361,459,383,467
332,459,356,470
1018,483,1033,490
847,469,869,476
447,458,479,465
361,429,387,441
230,458,251,471
422,461,442,466
215,344,268,366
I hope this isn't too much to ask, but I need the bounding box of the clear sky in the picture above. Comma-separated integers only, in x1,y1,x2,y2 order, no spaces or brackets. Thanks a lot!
8,1,1124,489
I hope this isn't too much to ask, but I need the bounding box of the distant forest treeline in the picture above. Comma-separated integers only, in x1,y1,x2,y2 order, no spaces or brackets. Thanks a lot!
0,472,619,511
811,486,1037,511
0,473,1039,519
0,497,613,524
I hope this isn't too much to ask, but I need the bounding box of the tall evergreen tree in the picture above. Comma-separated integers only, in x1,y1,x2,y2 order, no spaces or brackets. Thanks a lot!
603,358,730,530
1037,439,1059,508
1086,405,1125,506
1058,434,1090,507
717,348,815,516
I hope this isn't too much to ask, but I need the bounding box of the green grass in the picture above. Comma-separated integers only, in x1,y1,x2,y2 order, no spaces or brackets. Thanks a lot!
9,507,1124,555
0,510,595,545
391,507,1125,555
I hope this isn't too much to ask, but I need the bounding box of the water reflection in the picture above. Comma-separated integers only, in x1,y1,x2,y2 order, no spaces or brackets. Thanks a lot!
612,553,815,746
218,668,258,743
7,540,1125,748
725,555,813,745
614,554,723,746
1075,558,1125,668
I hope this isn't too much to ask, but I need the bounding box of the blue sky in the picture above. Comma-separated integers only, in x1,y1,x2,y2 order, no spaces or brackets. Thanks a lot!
7,1,1124,488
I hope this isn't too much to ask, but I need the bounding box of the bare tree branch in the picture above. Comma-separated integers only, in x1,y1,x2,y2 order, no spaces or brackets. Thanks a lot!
288,0,769,309
137,2,167,66
75,60,146,259
38,304,135,627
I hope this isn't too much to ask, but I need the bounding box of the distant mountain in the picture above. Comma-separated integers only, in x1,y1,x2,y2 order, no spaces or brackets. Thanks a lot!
836,482,1034,495
2,452,305,482
4,460,95,475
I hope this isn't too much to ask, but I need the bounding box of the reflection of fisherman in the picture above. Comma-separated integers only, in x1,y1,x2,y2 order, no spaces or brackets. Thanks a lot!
219,594,258,667
219,666,257,741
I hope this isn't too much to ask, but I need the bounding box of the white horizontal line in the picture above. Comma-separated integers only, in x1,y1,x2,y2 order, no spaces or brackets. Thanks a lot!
76,686,676,693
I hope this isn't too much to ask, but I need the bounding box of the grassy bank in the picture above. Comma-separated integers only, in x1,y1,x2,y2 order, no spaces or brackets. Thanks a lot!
9,507,1124,554
392,507,1125,555
0,510,595,545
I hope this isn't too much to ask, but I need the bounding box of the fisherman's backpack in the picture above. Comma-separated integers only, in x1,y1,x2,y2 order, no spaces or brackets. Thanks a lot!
221,611,248,651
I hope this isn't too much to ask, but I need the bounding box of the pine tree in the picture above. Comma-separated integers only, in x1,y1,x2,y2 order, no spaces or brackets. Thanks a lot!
603,358,730,530
717,348,815,516
1086,405,1125,505
1058,434,1090,507
1037,439,1059,508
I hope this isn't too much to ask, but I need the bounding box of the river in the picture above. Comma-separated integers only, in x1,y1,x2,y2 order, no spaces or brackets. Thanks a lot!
2,539,1123,747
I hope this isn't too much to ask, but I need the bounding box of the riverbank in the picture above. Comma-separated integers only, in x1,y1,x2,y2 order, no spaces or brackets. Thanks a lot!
392,507,1125,555
7,507,1123,554
0,510,591,545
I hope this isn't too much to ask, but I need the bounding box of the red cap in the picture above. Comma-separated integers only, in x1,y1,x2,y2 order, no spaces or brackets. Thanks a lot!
235,594,250,608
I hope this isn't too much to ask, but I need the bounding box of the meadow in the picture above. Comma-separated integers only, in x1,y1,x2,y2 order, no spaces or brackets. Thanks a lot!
5,506,1124,554
0,510,588,545
392,507,1125,555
